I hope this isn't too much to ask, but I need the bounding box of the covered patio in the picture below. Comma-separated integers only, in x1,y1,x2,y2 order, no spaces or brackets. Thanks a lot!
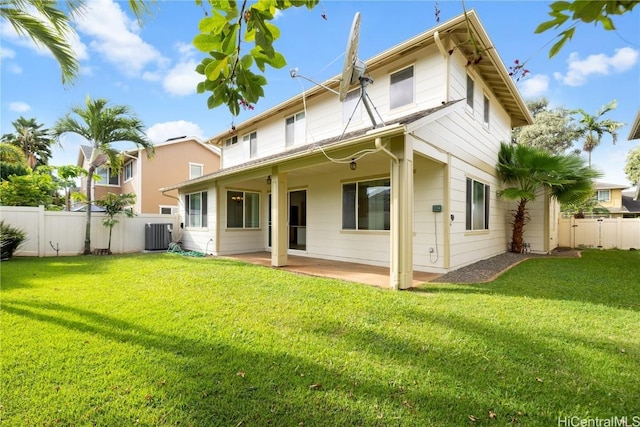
223,252,440,289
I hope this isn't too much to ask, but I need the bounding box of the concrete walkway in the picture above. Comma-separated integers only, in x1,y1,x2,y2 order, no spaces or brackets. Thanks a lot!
224,252,440,289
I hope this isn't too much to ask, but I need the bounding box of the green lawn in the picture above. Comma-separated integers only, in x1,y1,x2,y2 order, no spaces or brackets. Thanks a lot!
1,250,638,426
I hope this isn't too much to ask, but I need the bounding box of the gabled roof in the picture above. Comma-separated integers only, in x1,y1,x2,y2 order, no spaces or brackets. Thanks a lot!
161,100,463,192
77,145,94,166
123,136,220,156
595,182,629,190
207,9,532,145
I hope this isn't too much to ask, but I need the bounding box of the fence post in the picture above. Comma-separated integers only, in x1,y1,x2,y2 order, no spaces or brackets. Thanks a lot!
616,217,623,249
569,216,576,249
38,205,45,257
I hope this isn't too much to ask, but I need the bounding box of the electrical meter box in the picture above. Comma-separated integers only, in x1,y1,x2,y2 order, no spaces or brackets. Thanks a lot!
432,204,442,213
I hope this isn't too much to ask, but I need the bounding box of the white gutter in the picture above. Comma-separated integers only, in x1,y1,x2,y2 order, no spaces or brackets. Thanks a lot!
161,124,406,192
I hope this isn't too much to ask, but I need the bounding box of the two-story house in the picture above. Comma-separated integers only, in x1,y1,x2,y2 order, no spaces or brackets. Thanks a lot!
160,10,540,289
592,182,640,218
77,136,220,214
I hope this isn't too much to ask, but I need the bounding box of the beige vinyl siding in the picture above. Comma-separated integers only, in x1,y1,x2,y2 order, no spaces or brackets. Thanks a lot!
221,45,447,169
216,183,265,255
412,156,447,273
179,186,217,254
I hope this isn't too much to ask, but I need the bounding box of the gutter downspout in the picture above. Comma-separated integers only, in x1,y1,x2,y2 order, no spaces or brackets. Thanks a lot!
377,137,411,290
375,137,399,164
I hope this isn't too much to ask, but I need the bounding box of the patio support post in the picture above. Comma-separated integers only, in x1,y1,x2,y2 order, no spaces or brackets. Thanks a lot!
389,136,414,290
271,170,288,267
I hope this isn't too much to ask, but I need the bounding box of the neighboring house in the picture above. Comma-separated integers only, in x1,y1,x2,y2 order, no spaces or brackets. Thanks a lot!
161,10,539,289
77,136,220,214
593,182,629,217
621,188,640,218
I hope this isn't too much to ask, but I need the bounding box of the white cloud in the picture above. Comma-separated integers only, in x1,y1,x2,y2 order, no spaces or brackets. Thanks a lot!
9,101,31,113
554,47,639,87
0,46,16,59
163,60,200,96
518,74,549,98
161,42,201,96
73,0,166,77
146,121,205,143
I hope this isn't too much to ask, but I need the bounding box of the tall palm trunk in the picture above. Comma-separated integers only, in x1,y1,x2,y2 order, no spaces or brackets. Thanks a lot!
84,167,95,255
510,199,528,253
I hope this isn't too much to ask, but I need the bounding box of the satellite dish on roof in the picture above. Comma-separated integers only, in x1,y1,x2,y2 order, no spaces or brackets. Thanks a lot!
338,12,383,128
290,12,383,129
339,12,362,101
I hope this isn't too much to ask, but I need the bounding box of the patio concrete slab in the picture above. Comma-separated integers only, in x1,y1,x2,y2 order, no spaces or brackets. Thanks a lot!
223,252,440,288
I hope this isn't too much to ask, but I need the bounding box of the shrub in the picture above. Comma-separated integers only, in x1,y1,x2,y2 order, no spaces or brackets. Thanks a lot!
0,220,27,260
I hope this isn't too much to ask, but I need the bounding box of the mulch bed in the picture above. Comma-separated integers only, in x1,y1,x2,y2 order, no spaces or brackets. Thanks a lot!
429,247,581,284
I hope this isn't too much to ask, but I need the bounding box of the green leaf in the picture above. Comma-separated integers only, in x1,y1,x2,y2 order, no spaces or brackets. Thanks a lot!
204,57,229,81
196,81,206,94
268,51,286,69
207,94,220,109
240,54,254,69
599,16,616,30
221,24,239,55
549,1,571,12
198,12,228,33
195,59,212,75
251,47,268,72
535,18,561,34
193,34,221,52
264,21,281,41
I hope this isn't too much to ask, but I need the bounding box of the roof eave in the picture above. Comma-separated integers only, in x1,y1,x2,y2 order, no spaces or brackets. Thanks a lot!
208,10,531,145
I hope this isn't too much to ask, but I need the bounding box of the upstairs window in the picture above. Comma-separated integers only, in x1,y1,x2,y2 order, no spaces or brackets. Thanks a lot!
597,190,611,202
390,66,414,109
225,135,238,147
96,166,119,186
243,131,257,158
285,112,305,147
483,94,490,128
466,178,490,231
466,74,475,111
124,161,133,182
189,163,203,179
185,191,207,228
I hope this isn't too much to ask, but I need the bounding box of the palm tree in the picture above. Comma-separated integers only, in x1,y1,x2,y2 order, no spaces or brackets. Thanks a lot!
0,143,29,181
573,100,624,167
1,1,156,84
0,0,81,84
95,192,136,254
496,142,601,253
1,117,55,168
53,96,154,255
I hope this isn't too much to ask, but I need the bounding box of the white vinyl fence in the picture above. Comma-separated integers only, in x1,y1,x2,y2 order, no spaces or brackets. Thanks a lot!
558,217,640,250
1,206,180,257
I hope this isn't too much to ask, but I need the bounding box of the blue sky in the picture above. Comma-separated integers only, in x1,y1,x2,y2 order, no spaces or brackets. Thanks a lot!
1,0,639,186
